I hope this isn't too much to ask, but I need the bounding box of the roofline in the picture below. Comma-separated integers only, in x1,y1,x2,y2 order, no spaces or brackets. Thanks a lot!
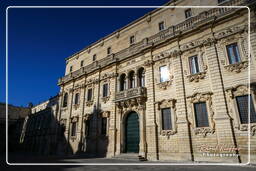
65,0,177,61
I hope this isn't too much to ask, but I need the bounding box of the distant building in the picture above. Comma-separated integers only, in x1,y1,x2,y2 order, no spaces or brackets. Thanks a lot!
23,0,256,163
0,103,30,152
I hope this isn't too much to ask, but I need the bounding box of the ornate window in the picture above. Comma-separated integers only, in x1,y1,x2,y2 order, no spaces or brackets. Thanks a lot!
63,93,68,107
107,47,112,55
159,65,169,83
194,102,209,127
103,83,109,97
87,88,93,101
119,74,126,91
130,35,135,45
69,66,73,72
226,43,241,64
161,108,172,130
159,21,165,31
138,67,145,87
101,118,107,135
74,93,80,105
156,99,177,137
71,122,77,137
93,54,97,61
236,95,256,124
128,71,135,88
185,8,192,19
189,55,200,74
187,92,215,137
80,60,84,67
226,84,256,135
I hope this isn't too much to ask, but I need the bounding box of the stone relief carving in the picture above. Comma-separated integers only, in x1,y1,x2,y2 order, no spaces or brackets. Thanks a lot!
224,61,248,73
86,101,94,107
187,92,215,137
83,113,91,121
187,71,206,82
101,96,110,104
71,116,79,123
100,111,110,118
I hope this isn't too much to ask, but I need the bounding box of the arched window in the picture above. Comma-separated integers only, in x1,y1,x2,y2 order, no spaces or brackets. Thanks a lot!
138,68,145,87
129,71,135,88
63,93,68,107
74,93,80,105
120,74,126,91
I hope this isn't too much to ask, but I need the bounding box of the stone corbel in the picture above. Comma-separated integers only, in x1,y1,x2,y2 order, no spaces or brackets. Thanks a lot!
101,96,110,103
187,71,206,82
224,61,248,73
194,127,215,137
86,101,94,107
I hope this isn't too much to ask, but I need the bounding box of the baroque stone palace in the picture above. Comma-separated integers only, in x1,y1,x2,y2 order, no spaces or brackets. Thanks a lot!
22,0,256,163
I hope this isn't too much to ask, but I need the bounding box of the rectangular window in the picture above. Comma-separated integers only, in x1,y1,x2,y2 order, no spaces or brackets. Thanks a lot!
159,21,165,31
130,35,135,44
236,95,256,124
189,55,200,74
159,65,169,82
71,122,77,137
107,47,111,55
87,88,93,101
103,83,108,97
185,9,192,18
101,118,107,135
93,54,97,61
69,66,73,72
161,108,172,130
80,60,84,67
226,43,241,64
194,102,209,127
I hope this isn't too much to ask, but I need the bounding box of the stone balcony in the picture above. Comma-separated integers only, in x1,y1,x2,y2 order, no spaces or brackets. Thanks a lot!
115,87,147,102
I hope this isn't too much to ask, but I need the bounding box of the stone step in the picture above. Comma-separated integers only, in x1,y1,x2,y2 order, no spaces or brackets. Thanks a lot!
113,153,147,161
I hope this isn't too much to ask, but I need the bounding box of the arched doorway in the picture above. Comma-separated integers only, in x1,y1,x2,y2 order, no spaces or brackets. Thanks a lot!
125,111,140,153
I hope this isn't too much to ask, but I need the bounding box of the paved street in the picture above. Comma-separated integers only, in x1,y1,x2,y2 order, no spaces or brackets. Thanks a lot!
1,153,255,171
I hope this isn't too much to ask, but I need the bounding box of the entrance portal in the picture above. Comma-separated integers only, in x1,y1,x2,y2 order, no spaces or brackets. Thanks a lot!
125,111,139,153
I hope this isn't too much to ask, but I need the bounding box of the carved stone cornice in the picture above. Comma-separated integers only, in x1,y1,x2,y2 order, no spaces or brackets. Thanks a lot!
155,98,176,110
224,61,248,73
215,24,247,40
101,72,118,81
187,71,206,82
143,60,154,67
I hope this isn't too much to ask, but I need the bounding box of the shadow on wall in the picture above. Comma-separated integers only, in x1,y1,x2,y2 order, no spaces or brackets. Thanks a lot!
8,97,109,163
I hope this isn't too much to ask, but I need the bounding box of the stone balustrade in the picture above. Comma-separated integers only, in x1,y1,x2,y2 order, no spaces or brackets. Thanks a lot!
115,87,147,102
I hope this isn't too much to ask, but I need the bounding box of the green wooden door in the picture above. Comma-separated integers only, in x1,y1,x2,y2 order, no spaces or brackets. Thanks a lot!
125,112,139,153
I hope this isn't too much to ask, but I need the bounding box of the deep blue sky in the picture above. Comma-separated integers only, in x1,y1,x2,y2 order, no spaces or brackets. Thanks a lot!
0,0,170,107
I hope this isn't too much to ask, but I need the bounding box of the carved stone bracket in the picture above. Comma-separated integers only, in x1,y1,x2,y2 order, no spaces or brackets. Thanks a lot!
86,101,94,107
187,71,206,82
224,61,248,73
239,124,256,136
156,80,172,90
194,127,215,137
101,96,110,104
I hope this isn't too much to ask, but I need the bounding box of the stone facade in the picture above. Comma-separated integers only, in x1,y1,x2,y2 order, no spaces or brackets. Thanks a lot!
27,0,256,163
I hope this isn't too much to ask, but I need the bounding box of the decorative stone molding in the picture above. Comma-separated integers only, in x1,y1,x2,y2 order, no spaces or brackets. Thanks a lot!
60,119,67,125
73,104,80,110
187,92,215,137
155,99,177,137
143,60,154,67
225,84,256,134
100,111,110,118
101,72,117,81
83,113,91,121
187,71,206,82
101,96,110,103
215,24,246,40
71,116,79,123
86,101,94,107
156,80,172,90
194,127,215,137
224,61,248,73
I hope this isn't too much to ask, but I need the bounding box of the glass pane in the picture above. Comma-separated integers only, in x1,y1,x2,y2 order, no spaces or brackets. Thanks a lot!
194,102,209,127
189,56,199,74
160,66,169,82
227,43,241,64
161,108,172,130
236,95,256,124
